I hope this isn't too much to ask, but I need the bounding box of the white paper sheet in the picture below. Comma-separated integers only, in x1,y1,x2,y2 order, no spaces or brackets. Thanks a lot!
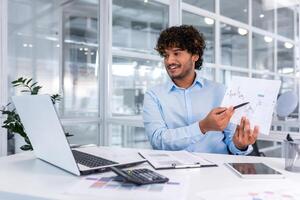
65,173,188,200
197,180,300,200
221,77,281,135
139,150,216,169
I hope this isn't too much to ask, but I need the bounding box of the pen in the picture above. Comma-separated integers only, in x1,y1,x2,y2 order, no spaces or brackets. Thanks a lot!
218,102,249,114
233,102,249,110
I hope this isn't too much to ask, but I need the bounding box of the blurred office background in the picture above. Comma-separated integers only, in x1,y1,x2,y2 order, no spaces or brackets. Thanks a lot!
0,0,299,157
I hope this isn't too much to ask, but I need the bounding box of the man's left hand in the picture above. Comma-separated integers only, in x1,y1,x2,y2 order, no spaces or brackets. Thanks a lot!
233,117,259,150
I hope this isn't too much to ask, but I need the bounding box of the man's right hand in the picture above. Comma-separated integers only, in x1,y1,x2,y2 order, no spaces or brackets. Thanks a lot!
199,107,234,134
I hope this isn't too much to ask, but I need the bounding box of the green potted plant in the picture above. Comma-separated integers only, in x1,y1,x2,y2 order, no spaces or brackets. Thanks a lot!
0,77,66,151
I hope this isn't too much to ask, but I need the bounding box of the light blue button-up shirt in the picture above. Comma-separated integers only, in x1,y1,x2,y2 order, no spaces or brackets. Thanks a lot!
143,71,253,155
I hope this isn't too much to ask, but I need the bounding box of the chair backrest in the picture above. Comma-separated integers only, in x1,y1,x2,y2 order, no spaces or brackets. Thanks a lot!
247,142,265,157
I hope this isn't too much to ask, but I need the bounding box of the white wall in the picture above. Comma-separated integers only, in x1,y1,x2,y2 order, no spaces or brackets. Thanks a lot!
0,0,8,156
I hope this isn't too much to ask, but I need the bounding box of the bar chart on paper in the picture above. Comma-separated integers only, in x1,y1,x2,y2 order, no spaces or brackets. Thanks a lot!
197,182,300,200
221,76,281,135
199,190,300,200
66,174,188,200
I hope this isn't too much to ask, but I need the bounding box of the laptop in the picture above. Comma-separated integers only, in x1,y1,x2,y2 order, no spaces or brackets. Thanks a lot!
12,95,146,176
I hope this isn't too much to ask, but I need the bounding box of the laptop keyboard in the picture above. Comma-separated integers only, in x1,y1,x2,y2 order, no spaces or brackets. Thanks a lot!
72,150,118,168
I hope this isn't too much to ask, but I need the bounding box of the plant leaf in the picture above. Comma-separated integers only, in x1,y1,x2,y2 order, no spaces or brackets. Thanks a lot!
30,82,37,87
31,86,42,95
11,80,19,84
26,78,32,84
20,144,33,151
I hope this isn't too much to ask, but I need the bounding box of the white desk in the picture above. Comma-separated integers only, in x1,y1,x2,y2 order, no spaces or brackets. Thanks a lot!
0,147,300,200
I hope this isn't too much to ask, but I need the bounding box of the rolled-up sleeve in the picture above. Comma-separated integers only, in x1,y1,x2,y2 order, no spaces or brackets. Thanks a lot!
143,91,205,150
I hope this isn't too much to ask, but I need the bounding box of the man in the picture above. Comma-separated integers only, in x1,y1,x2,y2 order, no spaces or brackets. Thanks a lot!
143,25,259,155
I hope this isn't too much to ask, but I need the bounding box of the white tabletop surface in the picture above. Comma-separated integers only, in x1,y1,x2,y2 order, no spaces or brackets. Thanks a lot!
0,146,299,200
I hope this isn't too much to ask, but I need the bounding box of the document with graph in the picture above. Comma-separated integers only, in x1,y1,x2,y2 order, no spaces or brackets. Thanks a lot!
221,76,281,135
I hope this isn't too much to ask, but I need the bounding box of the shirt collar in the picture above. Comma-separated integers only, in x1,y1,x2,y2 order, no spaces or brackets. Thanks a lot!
167,70,204,92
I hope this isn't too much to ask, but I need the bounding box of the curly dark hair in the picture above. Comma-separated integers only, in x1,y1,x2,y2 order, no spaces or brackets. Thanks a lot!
155,25,206,70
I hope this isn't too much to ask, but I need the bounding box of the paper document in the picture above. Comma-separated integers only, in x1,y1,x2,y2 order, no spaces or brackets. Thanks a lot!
221,76,281,135
139,150,216,169
197,180,300,200
66,173,188,200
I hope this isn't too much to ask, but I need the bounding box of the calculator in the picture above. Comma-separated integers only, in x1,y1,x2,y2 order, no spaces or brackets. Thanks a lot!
110,167,169,185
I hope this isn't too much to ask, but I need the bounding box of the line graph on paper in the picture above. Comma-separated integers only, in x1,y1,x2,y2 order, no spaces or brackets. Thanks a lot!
221,77,281,135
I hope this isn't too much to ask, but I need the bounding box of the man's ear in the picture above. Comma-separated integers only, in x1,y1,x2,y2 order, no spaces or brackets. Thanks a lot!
192,54,199,62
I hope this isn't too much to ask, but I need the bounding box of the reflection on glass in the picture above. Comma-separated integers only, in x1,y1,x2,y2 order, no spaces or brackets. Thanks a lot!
252,33,274,72
182,0,215,12
296,47,300,78
198,68,215,81
109,124,151,149
279,76,294,95
220,0,248,23
278,76,297,118
221,23,248,68
62,0,99,117
182,11,215,63
8,0,60,94
277,41,294,75
297,12,299,40
218,69,248,85
112,57,167,116
252,0,274,32
112,0,168,54
277,6,294,39
64,123,99,146
256,141,281,157
252,73,274,80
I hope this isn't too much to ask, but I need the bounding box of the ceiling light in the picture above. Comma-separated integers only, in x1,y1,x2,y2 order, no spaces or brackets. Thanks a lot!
79,48,83,51
23,43,28,47
243,9,247,12
90,52,94,55
259,14,264,18
84,47,88,51
56,44,60,47
144,0,148,3
237,28,248,36
28,44,33,47
264,36,273,43
204,17,214,25
284,42,294,49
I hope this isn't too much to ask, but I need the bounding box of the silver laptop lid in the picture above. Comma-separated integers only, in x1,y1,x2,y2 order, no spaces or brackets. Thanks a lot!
12,95,80,176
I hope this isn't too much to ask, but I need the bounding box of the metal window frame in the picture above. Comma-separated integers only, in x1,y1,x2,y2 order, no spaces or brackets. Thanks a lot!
99,0,111,145
1,0,300,152
106,0,172,137
109,0,300,146
0,0,8,156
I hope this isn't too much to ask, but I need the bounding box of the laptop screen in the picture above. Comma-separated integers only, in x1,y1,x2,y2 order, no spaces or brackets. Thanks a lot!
12,95,80,175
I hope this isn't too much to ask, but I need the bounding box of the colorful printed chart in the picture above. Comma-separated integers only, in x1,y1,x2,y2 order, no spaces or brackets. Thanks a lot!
86,176,180,192
66,174,188,200
197,182,300,200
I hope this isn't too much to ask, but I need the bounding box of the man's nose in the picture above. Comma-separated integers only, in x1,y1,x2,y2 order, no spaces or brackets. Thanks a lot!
165,54,175,64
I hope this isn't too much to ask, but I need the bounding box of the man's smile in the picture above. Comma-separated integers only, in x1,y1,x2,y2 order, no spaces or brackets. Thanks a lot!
167,64,181,71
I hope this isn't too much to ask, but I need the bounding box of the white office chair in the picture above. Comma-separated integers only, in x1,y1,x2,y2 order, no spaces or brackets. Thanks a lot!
276,91,298,118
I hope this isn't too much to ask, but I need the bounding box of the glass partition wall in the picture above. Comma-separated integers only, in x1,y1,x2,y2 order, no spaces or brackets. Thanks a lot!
5,0,300,157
